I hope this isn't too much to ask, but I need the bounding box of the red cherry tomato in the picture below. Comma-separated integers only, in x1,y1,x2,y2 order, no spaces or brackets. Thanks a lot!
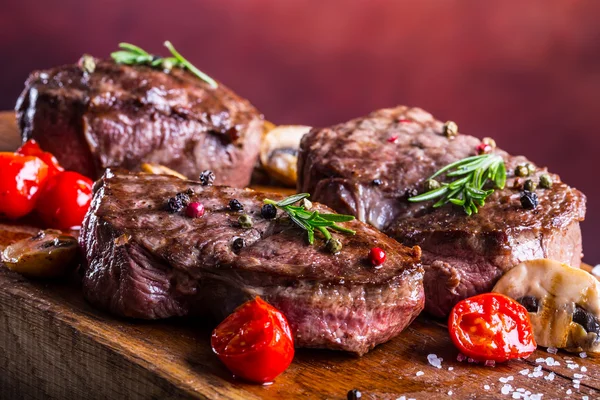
0,152,49,219
211,297,294,383
448,293,536,362
35,171,93,229
17,139,64,177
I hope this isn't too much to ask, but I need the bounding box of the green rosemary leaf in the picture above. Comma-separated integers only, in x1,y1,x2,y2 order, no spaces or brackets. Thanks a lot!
408,185,449,202
318,214,356,222
164,41,218,88
276,193,310,207
118,43,150,56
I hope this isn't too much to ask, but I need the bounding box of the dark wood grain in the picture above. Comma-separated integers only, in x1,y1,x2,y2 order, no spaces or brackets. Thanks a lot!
0,111,599,399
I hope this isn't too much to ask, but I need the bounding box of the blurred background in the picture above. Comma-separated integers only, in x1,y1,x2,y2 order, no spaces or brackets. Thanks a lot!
1,0,599,262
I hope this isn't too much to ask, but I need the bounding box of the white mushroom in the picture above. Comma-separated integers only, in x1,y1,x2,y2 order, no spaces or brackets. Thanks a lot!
260,125,312,186
493,259,600,353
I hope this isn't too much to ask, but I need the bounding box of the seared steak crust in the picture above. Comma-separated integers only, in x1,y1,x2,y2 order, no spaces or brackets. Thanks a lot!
298,106,586,317
16,60,263,187
80,170,424,354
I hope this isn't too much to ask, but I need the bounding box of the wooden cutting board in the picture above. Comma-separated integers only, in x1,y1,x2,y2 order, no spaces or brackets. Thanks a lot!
1,111,599,399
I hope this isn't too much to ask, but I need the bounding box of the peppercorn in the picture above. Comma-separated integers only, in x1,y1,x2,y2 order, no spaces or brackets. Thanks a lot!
539,174,553,189
369,247,386,267
526,163,536,174
482,137,497,149
199,170,216,186
166,192,190,213
524,179,537,192
443,121,458,138
347,389,362,400
372,179,382,186
424,179,441,191
186,202,205,218
229,199,244,212
300,199,313,210
261,204,277,219
520,190,538,210
476,143,492,154
185,188,195,196
326,238,343,254
232,237,245,251
405,188,419,198
238,214,253,228
515,165,530,177
79,54,96,74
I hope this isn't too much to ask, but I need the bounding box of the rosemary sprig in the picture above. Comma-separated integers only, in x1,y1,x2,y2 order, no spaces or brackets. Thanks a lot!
111,41,218,88
264,193,356,245
408,154,506,216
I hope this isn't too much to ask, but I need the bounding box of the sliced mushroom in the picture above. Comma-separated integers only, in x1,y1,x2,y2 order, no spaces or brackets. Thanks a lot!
493,259,600,353
140,163,186,180
1,230,79,278
260,125,312,186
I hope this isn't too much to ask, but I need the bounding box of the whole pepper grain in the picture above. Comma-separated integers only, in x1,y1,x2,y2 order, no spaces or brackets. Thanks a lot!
520,190,538,210
539,174,553,189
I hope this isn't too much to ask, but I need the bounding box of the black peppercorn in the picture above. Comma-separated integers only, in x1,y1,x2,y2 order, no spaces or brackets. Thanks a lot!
232,237,245,251
261,204,277,219
347,389,362,400
372,179,382,186
166,192,190,213
229,199,244,212
520,190,538,209
199,170,216,186
185,188,195,196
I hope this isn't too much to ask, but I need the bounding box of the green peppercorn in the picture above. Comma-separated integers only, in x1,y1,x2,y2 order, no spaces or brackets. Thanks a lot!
326,238,343,254
539,174,553,189
526,163,536,174
524,179,537,192
443,121,458,138
238,214,253,229
515,165,530,177
424,179,441,191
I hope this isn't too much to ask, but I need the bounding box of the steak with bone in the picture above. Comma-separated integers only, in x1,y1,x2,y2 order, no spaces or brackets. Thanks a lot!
16,59,263,187
297,106,586,317
79,170,424,355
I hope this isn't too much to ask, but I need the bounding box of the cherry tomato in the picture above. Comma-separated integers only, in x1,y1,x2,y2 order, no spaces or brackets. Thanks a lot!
17,139,64,177
211,297,294,383
0,152,49,219
448,293,536,362
35,171,93,229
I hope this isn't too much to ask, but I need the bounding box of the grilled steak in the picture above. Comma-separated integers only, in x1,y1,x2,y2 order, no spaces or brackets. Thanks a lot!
80,170,424,354
16,59,264,187
298,106,586,317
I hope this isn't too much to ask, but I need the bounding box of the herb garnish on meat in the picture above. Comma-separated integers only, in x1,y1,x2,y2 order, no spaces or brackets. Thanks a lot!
111,41,218,88
264,193,356,245
409,154,506,215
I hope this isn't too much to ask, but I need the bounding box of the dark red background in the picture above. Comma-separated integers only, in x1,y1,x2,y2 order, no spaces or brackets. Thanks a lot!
1,0,599,262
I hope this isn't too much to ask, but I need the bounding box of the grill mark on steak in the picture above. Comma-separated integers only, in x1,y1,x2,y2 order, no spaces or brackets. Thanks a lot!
80,170,424,355
298,105,586,317
16,60,263,187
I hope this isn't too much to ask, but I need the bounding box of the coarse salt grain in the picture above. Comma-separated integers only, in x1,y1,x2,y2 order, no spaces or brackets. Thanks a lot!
546,347,558,354
544,372,555,381
484,385,490,390
485,360,496,367
427,354,442,369
574,383,580,389
573,379,581,384
519,369,529,375
501,384,513,395
581,366,587,372
448,367,454,371
448,391,453,396
566,389,572,395
567,363,579,370
545,357,554,365
580,352,588,358
512,393,520,399
534,365,542,372
532,371,544,378
416,371,424,376
574,373,583,379
583,396,589,400
530,395,542,400
457,353,466,362
535,358,545,363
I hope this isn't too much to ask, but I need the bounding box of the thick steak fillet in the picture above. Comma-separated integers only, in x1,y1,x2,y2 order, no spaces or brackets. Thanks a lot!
16,59,264,187
80,170,424,355
298,106,586,317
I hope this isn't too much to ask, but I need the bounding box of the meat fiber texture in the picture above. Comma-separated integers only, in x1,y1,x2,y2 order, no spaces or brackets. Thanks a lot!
80,170,424,355
16,59,264,187
298,106,586,317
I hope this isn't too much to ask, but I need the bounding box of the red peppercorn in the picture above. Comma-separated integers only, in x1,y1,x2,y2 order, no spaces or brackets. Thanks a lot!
476,143,492,154
387,136,399,143
186,202,205,218
369,247,386,266
398,118,412,123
